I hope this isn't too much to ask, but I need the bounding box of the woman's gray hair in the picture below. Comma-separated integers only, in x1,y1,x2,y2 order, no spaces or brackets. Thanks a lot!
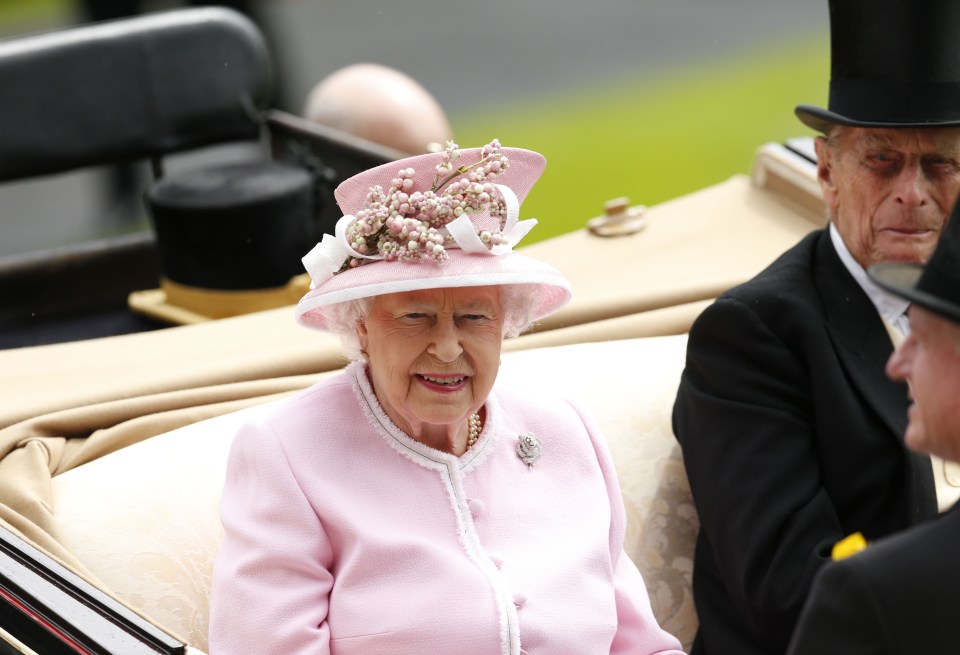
325,285,542,361
324,296,374,361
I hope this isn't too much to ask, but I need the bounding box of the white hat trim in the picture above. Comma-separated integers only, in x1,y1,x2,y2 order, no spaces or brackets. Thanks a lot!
294,266,571,328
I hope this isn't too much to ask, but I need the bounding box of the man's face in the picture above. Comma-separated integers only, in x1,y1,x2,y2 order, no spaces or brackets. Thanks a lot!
886,306,960,461
814,127,960,269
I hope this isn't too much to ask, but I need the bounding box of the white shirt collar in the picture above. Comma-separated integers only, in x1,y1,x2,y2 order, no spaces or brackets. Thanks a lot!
829,222,911,332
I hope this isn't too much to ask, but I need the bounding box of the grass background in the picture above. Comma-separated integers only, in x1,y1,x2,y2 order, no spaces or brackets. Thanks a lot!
0,0,64,25
453,36,828,243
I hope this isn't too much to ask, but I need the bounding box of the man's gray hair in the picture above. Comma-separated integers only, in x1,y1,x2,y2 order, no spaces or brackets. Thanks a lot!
823,124,847,152
324,285,541,360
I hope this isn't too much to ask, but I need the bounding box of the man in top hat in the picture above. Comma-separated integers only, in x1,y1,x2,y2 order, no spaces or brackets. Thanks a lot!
786,200,960,655
672,1,960,653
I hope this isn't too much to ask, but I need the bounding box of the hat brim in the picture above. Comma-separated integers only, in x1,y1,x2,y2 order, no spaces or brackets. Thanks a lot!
295,248,572,331
795,104,960,134
869,262,960,325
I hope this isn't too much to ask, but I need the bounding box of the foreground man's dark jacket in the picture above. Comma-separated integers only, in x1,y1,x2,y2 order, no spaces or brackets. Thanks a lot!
788,502,960,655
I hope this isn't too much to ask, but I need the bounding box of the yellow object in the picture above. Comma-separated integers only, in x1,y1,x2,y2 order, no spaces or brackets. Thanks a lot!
128,274,312,325
831,532,869,561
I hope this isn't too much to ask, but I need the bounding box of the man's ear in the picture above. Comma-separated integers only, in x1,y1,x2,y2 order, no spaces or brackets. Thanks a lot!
814,135,840,211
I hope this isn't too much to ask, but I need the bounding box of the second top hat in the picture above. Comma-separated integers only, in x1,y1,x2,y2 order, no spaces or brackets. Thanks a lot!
796,0,960,132
129,161,314,324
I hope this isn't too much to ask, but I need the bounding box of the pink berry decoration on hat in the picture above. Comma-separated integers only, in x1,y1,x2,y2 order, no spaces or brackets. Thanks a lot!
340,140,513,268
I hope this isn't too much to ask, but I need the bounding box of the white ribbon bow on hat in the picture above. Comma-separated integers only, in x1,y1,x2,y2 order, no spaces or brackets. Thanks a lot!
302,183,536,289
302,213,379,289
445,184,537,255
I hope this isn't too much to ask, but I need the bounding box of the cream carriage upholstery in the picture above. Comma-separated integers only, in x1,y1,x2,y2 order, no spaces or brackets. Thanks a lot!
47,334,698,654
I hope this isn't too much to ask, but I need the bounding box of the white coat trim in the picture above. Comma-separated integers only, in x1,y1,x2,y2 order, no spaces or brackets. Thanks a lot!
348,362,520,654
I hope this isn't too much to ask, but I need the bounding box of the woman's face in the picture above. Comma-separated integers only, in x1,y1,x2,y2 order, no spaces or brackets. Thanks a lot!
356,286,504,442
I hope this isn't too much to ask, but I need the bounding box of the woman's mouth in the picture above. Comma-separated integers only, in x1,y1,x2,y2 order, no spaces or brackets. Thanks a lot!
416,374,468,392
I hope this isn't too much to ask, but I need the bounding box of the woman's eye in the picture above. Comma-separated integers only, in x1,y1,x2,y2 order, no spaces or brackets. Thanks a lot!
403,312,426,320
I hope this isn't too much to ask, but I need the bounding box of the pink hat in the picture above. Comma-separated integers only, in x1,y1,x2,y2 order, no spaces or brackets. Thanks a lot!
295,141,571,331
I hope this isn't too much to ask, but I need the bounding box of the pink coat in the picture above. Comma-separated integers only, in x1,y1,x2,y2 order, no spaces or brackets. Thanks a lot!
209,362,685,655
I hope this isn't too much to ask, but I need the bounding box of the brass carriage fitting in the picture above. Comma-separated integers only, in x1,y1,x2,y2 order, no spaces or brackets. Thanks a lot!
587,197,647,237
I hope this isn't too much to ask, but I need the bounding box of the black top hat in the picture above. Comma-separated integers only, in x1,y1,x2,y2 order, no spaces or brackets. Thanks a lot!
147,161,314,290
796,0,960,133
869,202,960,325
129,161,315,323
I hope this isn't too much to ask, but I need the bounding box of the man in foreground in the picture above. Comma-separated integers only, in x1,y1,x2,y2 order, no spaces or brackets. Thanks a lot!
787,199,960,655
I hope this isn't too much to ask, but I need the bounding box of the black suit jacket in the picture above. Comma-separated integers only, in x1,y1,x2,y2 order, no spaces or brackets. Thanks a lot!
787,504,960,655
673,229,937,655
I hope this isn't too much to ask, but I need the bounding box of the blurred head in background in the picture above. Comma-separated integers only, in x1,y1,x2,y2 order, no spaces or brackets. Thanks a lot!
303,63,452,155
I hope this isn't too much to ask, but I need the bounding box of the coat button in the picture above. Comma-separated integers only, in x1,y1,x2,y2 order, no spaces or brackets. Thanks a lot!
513,592,527,608
467,498,484,517
489,553,504,568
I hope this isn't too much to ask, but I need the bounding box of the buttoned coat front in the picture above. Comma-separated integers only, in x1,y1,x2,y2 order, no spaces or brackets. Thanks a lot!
209,362,684,655
672,228,937,655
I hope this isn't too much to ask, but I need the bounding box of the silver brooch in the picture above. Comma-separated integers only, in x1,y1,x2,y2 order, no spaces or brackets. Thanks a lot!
516,433,542,468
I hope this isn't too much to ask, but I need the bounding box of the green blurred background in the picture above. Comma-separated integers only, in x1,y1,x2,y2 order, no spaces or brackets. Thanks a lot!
455,36,827,242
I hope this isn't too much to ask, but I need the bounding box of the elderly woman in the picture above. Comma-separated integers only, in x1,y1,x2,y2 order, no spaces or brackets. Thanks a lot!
209,141,685,655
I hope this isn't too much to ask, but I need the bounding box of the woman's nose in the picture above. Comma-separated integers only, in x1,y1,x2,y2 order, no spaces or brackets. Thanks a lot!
428,319,462,361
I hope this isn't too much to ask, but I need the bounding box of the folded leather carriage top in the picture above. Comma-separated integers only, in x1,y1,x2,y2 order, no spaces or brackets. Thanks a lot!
0,6,272,182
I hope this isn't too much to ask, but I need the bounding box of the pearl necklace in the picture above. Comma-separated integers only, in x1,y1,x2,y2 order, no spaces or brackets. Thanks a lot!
467,412,482,450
